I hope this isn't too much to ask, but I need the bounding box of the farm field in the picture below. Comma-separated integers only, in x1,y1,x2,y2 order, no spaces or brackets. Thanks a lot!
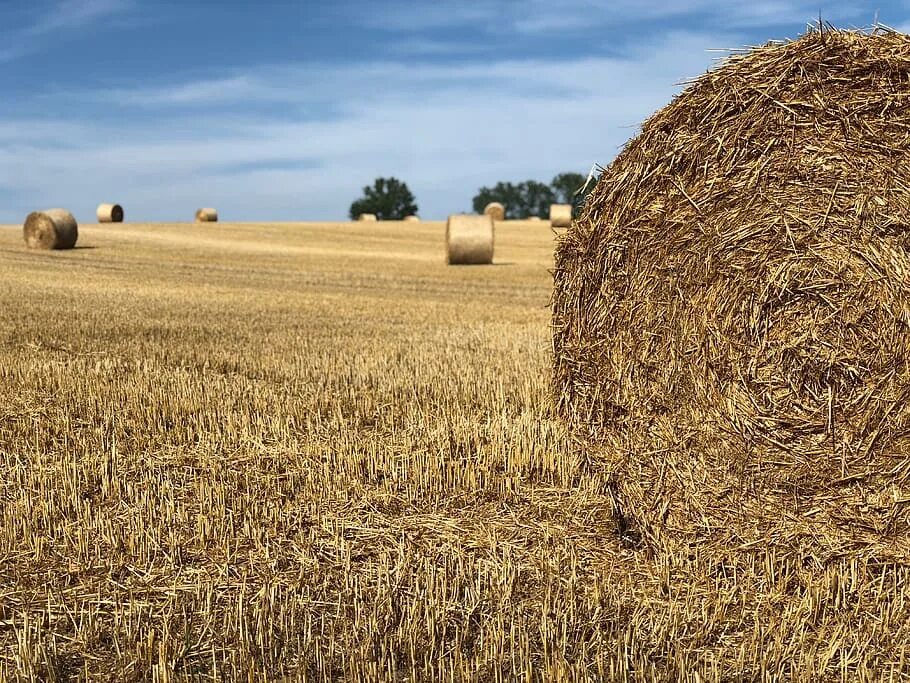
1,220,908,681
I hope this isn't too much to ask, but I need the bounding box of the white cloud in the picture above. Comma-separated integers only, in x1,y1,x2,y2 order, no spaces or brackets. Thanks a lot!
0,0,134,63
0,4,897,224
0,29,732,223
26,0,133,35
106,76,262,107
350,0,869,34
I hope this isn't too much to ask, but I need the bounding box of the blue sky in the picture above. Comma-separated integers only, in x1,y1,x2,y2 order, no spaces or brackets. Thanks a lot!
0,1,903,222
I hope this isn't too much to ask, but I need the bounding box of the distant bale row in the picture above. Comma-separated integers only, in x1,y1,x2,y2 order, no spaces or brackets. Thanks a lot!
18,205,499,269
481,201,575,224
357,214,423,222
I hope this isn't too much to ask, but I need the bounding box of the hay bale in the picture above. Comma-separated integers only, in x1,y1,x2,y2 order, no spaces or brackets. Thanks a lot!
96,203,124,223
23,209,78,250
404,215,420,222
549,204,572,227
358,213,377,222
483,202,505,221
552,28,910,561
527,216,542,221
195,208,218,222
446,214,494,265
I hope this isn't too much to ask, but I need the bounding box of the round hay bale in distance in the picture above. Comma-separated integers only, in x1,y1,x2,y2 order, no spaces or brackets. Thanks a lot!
195,208,218,222
357,213,378,222
404,215,420,222
23,209,78,250
446,214,494,265
483,202,505,221
549,204,572,227
527,216,542,221
552,29,910,561
96,203,124,223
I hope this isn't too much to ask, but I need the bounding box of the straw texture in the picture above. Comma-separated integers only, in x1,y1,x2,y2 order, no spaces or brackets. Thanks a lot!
23,209,78,250
195,208,218,222
404,215,420,222
483,202,505,221
552,28,910,562
96,203,124,223
549,204,572,228
446,215,494,265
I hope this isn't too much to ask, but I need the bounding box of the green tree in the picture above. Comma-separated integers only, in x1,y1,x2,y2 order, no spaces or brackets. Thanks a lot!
516,180,556,219
349,177,418,220
472,182,519,218
471,180,556,219
551,171,598,216
550,172,587,204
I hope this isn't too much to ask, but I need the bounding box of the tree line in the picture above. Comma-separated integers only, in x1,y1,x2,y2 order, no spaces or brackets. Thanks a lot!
349,172,597,221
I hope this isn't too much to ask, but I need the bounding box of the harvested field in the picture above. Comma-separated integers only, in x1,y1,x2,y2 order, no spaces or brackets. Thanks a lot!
0,219,908,680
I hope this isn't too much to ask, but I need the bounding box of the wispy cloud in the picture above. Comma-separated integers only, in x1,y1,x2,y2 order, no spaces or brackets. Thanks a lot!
0,0,133,62
26,0,133,35
0,30,732,222
349,0,869,35
0,1,902,224
104,76,263,107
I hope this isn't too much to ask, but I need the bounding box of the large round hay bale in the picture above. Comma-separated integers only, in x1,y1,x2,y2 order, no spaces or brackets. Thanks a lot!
483,202,505,221
195,208,218,222
552,29,910,561
358,213,377,222
96,203,124,223
404,215,420,222
446,215,494,265
23,209,78,250
549,204,572,227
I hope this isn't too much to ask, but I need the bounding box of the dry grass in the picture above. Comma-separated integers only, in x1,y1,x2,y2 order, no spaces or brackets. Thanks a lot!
0,219,907,680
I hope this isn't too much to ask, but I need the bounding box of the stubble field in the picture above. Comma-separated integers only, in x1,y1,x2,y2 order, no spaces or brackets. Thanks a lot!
0,220,908,681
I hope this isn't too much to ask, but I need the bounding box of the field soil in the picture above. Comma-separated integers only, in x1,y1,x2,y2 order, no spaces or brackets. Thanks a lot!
0,221,907,681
